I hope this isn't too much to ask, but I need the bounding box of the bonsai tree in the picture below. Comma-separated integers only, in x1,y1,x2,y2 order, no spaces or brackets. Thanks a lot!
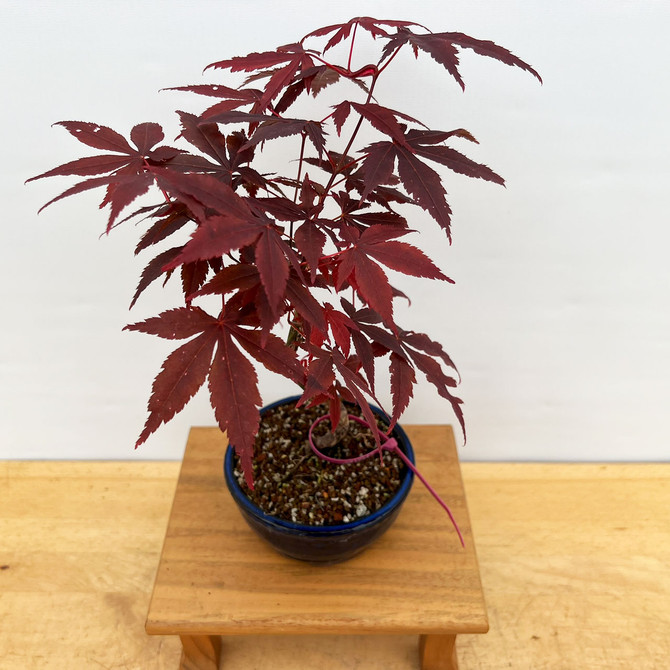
30,17,540,487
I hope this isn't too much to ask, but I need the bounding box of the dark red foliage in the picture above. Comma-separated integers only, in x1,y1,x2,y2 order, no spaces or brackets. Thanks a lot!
30,17,540,484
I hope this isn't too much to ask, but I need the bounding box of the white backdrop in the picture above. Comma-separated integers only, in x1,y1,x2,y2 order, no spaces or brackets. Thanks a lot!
2,0,668,462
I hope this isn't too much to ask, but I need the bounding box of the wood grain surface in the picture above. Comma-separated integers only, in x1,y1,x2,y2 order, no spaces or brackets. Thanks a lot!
145,425,487,637
1,447,669,668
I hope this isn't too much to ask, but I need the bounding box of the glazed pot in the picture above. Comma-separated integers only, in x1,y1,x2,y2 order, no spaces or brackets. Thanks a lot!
223,396,415,564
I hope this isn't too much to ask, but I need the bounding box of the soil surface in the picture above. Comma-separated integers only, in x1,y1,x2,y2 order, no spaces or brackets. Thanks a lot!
233,401,407,526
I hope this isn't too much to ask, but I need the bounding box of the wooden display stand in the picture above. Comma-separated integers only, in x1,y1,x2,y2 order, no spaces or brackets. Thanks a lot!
145,425,488,670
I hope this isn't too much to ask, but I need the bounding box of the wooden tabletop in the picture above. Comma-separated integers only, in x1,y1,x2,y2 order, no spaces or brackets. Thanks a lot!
145,425,488,637
2,440,669,669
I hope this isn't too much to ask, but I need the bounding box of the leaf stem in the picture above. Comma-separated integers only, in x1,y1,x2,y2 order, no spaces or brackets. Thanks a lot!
291,132,308,241
143,159,171,203
347,21,359,71
377,44,404,76
318,73,379,206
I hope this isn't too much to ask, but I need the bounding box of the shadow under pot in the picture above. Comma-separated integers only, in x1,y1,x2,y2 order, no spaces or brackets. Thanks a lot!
223,396,415,564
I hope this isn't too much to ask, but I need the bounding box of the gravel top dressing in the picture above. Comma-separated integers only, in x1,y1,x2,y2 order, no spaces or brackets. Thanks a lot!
233,401,406,526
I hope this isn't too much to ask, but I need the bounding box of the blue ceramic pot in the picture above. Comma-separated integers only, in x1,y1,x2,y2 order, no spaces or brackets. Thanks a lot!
223,396,415,564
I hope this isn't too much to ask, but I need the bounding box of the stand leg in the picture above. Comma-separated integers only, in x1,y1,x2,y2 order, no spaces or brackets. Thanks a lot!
419,634,458,670
179,635,222,670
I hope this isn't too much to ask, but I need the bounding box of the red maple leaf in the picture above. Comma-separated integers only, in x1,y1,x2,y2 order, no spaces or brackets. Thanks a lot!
302,17,425,52
389,352,416,427
206,43,317,112
381,28,542,91
28,121,182,230
355,225,452,281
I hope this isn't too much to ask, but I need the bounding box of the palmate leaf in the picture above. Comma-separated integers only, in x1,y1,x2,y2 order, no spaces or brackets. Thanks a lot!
301,17,425,51
135,330,217,446
200,110,327,157
335,224,449,324
406,347,458,390
306,65,340,96
244,118,326,157
101,171,155,233
151,168,258,222
130,246,182,308
127,302,304,486
195,89,266,119
408,348,465,440
189,264,261,300
357,127,505,235
116,202,164,233
338,299,464,433
299,175,324,212
337,246,395,325
177,111,232,167
254,226,290,314
353,180,415,209
130,122,165,154
410,143,505,185
325,305,358,358
135,203,192,254
165,214,261,270
29,121,184,229
389,352,415,427
226,130,258,169
33,174,133,214
229,325,305,386
399,330,464,438
168,83,260,101
125,306,220,448
208,111,325,156
285,276,327,333
348,314,406,359
27,154,135,180
274,64,341,112
360,238,453,282
207,48,303,73
274,80,307,115
55,120,136,153
444,32,542,84
384,31,464,90
124,306,217,340
294,220,326,281
158,153,225,176
381,28,542,91
151,170,271,273
350,328,376,393
404,128,479,145
359,142,396,200
207,43,316,111
351,103,419,147
181,260,210,299
251,196,306,222
331,102,351,136
209,330,263,487
256,53,315,110
400,329,460,379
395,146,453,237
403,127,505,185
299,354,336,406
216,316,305,474
350,210,407,229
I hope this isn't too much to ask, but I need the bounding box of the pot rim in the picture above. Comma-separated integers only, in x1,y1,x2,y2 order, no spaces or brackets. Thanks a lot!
223,395,415,535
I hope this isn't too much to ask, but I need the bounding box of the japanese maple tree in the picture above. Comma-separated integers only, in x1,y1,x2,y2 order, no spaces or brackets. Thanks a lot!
30,17,541,486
